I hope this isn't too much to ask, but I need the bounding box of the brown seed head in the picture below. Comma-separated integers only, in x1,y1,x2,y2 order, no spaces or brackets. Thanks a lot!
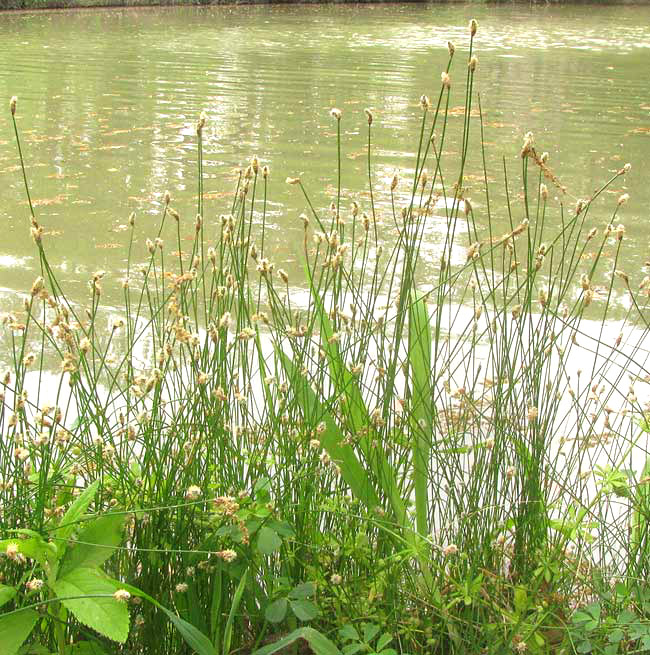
10,96,17,116
447,41,455,56
469,19,478,37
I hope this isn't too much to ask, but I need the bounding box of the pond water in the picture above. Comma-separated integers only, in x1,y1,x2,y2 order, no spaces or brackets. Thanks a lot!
0,2,649,311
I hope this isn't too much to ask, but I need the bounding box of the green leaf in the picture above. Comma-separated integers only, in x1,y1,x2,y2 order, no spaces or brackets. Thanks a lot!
222,568,248,655
338,624,359,642
64,642,109,654
288,582,315,600
607,629,624,643
256,526,282,555
408,293,433,540
0,584,17,608
376,633,392,651
0,608,39,655
342,645,363,655
252,627,340,655
362,624,380,644
60,513,125,575
53,567,129,643
264,598,288,624
576,640,593,654
112,582,217,655
289,599,320,622
56,481,100,542
0,537,56,569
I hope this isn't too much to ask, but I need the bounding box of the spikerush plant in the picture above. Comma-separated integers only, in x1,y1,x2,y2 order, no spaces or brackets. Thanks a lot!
2,18,650,655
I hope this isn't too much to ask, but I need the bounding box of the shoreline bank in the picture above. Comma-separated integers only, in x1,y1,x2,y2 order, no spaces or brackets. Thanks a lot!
1,0,648,11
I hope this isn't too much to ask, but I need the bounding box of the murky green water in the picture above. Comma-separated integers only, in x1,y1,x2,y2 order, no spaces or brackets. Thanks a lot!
0,3,649,311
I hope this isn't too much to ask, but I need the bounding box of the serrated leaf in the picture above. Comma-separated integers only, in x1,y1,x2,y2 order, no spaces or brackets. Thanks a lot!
0,608,39,655
252,627,340,655
60,513,125,575
257,526,282,555
53,567,129,643
288,582,315,600
0,583,17,608
264,598,288,623
289,599,320,622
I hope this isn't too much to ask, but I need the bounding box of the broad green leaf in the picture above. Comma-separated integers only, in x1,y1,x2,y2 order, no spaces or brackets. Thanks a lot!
0,583,17,608
18,644,50,654
342,645,363,655
59,513,125,576
277,349,379,511
289,599,320,622
338,624,359,641
288,582,315,600
252,627,340,655
55,481,100,543
223,568,248,655
362,623,380,644
264,598,288,623
376,633,393,651
256,526,282,555
53,567,129,643
408,293,433,539
0,608,39,655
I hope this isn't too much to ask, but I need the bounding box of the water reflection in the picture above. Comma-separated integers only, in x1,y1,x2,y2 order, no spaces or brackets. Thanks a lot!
0,3,648,319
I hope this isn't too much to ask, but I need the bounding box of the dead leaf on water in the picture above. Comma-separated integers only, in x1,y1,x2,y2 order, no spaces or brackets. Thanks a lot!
96,243,121,249
31,195,68,207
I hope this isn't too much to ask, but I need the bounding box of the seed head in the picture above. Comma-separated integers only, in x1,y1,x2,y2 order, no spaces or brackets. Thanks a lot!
330,107,342,121
364,108,373,125
616,224,625,241
196,111,207,135
10,96,17,116
469,19,478,36
390,172,399,192
164,191,171,206
617,193,629,206
251,155,259,175
468,56,478,72
330,573,343,585
262,165,270,179
175,583,189,593
540,183,548,200
113,589,131,603
527,406,539,422
443,543,458,557
441,71,451,89
129,211,136,227
447,41,455,56
185,485,202,500
26,578,44,591
285,176,301,185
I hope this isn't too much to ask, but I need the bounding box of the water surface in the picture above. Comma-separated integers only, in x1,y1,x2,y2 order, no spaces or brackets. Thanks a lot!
0,3,649,312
